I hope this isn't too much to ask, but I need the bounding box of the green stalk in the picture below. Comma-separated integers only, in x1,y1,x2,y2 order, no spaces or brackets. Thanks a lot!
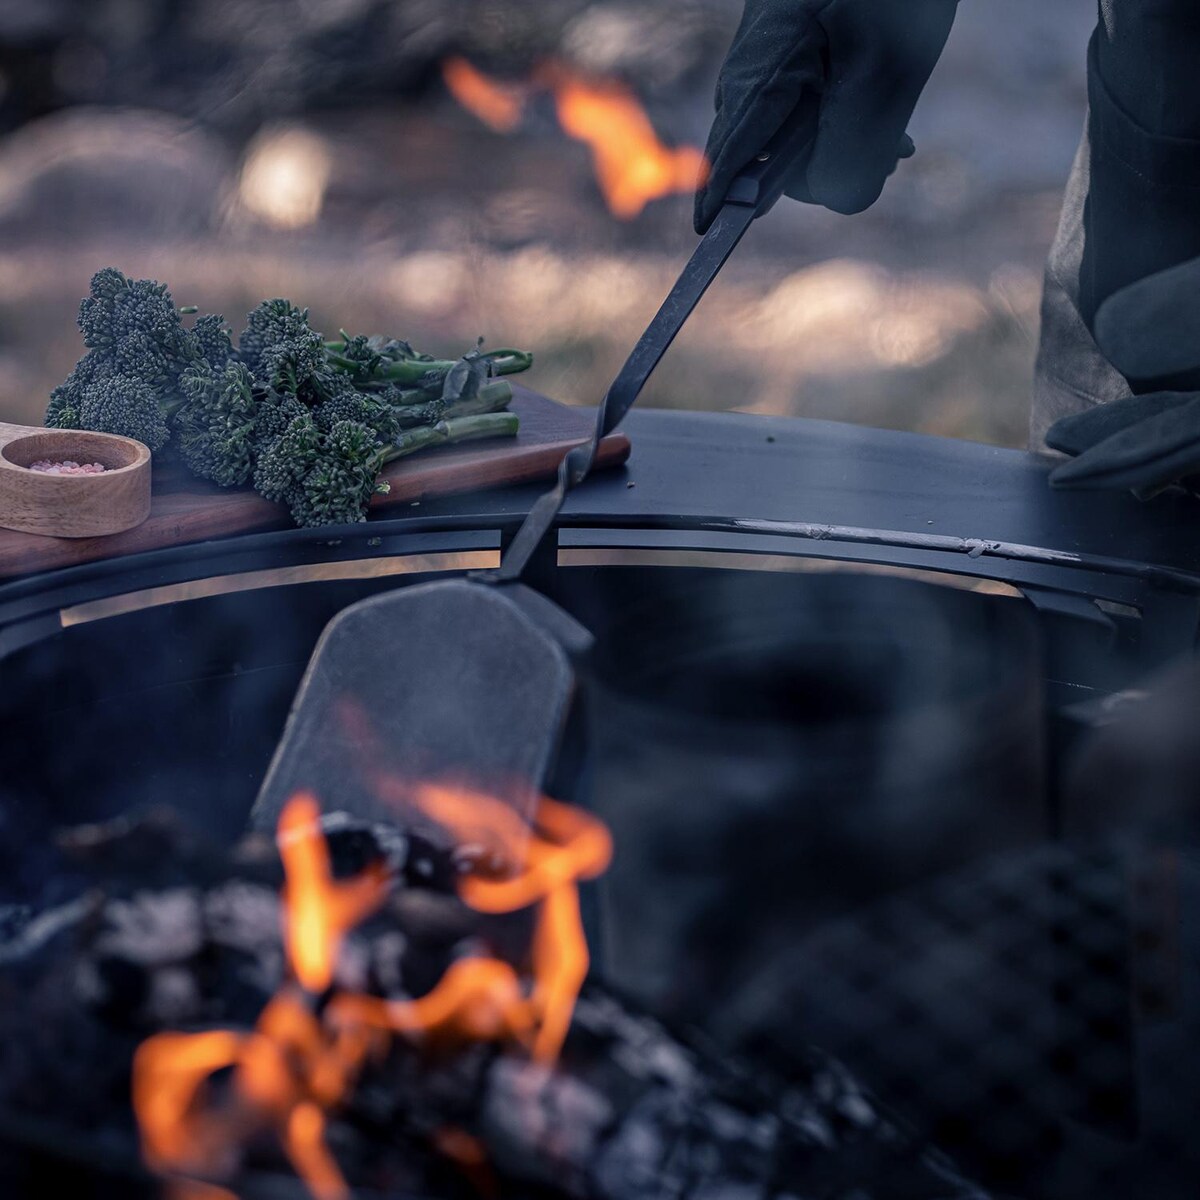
392,400,445,430
378,412,520,467
326,352,457,385
326,347,534,385
391,380,514,431
444,380,514,418
377,385,439,405
477,349,534,376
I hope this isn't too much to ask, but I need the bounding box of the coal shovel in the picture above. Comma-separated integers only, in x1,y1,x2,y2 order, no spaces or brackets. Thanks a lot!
250,107,819,833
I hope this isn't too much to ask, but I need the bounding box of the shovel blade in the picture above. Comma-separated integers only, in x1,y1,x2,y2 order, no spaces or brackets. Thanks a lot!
250,579,583,832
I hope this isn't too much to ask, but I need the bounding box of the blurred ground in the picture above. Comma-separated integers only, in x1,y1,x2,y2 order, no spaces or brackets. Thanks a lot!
0,0,1096,445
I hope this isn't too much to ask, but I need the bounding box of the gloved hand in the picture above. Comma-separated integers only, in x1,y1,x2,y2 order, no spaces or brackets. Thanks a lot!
1046,391,1200,495
695,0,960,233
1048,255,1200,496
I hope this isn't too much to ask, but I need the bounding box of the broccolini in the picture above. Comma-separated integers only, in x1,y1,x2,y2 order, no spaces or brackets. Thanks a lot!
46,267,532,527
269,412,521,528
174,362,260,487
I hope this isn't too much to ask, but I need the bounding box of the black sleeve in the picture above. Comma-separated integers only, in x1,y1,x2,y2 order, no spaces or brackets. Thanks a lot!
1080,0,1200,391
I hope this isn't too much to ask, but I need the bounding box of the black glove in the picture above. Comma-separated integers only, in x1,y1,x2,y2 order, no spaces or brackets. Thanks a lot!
695,0,959,233
1048,255,1200,496
1047,391,1200,495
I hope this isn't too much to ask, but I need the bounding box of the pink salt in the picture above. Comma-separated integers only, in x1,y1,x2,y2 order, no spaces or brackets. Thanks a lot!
28,460,108,476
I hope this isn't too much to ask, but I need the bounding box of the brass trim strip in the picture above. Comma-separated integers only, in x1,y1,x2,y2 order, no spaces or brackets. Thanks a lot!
59,545,1020,629
58,551,500,627
555,547,1022,595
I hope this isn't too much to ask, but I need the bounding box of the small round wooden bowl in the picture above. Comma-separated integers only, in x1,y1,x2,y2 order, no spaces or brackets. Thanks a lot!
0,422,152,538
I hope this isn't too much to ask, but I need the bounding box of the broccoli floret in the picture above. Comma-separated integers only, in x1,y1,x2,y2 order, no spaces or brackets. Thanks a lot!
313,379,403,442
328,333,384,383
78,372,172,452
45,384,81,429
48,267,217,450
75,267,131,347
259,334,330,398
192,314,234,371
252,389,308,448
77,268,198,384
174,362,260,487
253,412,322,504
45,353,107,431
237,299,328,397
327,332,429,379
285,420,387,528
253,416,388,528
252,409,519,528
325,332,478,392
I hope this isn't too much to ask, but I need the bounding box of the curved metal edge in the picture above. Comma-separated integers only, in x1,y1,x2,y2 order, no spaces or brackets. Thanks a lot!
2,505,1198,648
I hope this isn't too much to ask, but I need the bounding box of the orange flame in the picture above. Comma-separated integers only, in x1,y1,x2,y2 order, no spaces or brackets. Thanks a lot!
337,779,611,1065
441,57,707,219
443,56,527,133
417,783,610,1061
134,794,390,1200
277,792,389,992
433,1126,497,1199
547,70,709,220
167,1181,240,1200
133,786,612,1199
133,1030,245,1178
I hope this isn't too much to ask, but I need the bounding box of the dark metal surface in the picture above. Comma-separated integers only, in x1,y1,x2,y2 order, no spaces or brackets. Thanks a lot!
1,411,1198,662
487,411,1200,580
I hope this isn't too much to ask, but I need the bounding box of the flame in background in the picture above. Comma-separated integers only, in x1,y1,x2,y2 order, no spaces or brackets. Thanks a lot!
442,56,707,219
133,786,612,1199
442,58,526,133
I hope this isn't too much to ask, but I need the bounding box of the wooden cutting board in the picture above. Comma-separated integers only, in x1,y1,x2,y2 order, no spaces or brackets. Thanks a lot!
0,385,630,581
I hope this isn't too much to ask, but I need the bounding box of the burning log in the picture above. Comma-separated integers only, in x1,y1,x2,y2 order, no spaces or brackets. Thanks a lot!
0,798,988,1200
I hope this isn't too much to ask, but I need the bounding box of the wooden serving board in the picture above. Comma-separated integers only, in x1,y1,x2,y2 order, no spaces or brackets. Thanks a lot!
0,386,630,581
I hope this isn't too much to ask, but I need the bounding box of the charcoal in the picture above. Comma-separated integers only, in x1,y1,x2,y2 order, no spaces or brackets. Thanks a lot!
0,894,95,967
58,807,257,892
320,812,409,878
373,988,992,1200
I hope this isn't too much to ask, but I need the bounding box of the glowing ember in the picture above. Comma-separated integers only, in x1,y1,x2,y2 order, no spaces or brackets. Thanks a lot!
441,57,707,219
133,785,612,1198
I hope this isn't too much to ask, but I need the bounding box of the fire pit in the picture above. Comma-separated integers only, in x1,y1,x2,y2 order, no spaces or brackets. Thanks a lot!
0,409,1198,1199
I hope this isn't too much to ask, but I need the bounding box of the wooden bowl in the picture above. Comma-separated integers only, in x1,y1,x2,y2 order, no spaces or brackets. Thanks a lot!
0,422,152,538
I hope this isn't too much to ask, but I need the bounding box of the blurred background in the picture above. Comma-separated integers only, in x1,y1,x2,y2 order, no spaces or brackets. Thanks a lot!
0,0,1095,443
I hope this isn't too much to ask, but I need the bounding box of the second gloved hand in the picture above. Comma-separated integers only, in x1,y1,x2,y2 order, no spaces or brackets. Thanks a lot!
1049,255,1200,496
1047,391,1200,496
695,0,959,232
